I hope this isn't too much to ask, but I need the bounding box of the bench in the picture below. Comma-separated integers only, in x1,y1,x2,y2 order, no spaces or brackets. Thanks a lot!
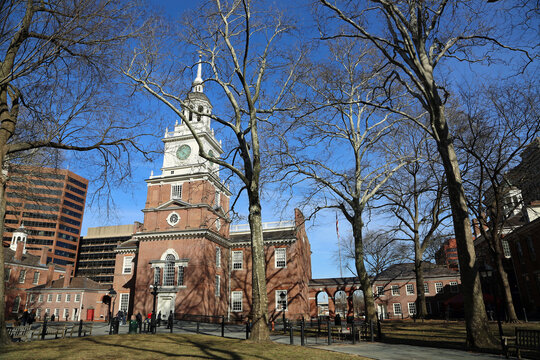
67,322,93,337
7,325,31,342
31,323,67,340
505,328,540,359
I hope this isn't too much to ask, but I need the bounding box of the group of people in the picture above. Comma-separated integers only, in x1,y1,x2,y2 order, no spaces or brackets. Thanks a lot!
19,310,36,326
116,310,127,325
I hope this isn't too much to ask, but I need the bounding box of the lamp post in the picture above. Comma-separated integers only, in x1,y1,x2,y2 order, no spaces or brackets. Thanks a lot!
107,286,117,335
150,281,159,334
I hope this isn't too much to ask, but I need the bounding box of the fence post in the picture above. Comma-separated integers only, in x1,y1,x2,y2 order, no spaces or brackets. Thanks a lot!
283,313,287,333
289,321,294,345
246,321,250,340
301,318,305,346
351,321,356,344
41,318,48,340
196,321,200,334
221,316,225,337
327,316,332,345
317,317,321,337
78,319,83,337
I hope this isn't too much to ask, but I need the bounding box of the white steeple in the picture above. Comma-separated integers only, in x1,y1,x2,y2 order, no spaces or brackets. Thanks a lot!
192,54,204,93
10,223,27,254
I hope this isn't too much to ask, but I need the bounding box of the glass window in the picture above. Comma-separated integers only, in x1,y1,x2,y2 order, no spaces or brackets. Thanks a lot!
36,308,42,318
177,266,184,286
123,256,133,274
54,308,60,317
30,294,36,302
154,267,161,285
450,281,458,293
435,282,443,294
275,248,286,268
376,286,384,296
171,184,182,200
38,294,44,302
164,255,175,286
18,270,26,283
276,290,288,311
502,240,511,258
56,294,62,302
12,296,21,313
66,294,71,302
32,272,40,284
406,284,414,295
47,294,53,302
232,291,243,312
232,251,243,270
120,293,129,312
408,302,416,315
64,308,69,319
391,285,400,296
215,275,220,297
424,283,429,294
393,303,402,315
216,247,221,268
215,191,220,208
75,294,81,302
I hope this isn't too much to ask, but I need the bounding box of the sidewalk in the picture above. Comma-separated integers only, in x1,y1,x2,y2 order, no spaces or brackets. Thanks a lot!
71,321,506,360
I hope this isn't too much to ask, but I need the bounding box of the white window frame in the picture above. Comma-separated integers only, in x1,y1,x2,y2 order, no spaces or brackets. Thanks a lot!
276,290,288,311
216,247,221,268
66,294,71,302
47,294,53,302
232,291,243,312
29,294,36,302
215,191,220,208
45,308,50,316
18,269,26,283
123,256,133,274
393,303,402,315
424,283,429,294
406,284,414,295
75,294,81,302
177,266,185,286
163,255,175,286
33,272,40,284
37,308,42,318
435,282,443,294
275,248,286,268
120,293,129,312
38,294,44,302
215,275,220,297
64,308,69,319
232,251,243,270
408,302,416,315
171,183,182,200
54,308,60,318
376,286,384,296
12,296,21,313
154,267,161,285
56,294,62,302
502,240,511,258
391,285,400,296
450,281,458,293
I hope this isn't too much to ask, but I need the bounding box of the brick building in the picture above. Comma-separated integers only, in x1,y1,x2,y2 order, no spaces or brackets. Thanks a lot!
435,238,459,271
107,64,312,322
4,232,64,319
4,164,88,266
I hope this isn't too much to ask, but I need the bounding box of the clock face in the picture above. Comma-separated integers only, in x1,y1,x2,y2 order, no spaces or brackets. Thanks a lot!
176,145,191,160
167,212,180,226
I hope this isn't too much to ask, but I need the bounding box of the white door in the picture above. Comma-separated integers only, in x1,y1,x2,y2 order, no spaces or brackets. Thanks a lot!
157,295,174,319
377,304,387,320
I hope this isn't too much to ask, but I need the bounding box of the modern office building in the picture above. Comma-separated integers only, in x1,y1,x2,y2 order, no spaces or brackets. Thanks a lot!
3,165,88,266
75,223,141,284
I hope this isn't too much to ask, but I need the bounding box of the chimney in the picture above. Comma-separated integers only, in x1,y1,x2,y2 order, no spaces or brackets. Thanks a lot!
14,240,24,261
63,264,73,288
40,247,49,265
47,264,55,286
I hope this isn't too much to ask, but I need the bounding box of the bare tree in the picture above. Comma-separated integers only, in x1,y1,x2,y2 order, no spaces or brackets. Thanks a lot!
0,0,154,345
380,125,451,319
278,37,411,322
455,81,540,322
318,0,536,349
123,0,305,342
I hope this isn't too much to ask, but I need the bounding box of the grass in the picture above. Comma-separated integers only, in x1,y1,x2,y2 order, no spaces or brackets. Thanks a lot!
0,333,370,360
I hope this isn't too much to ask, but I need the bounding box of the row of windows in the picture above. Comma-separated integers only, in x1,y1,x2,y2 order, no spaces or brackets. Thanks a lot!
54,249,76,258
10,177,63,188
4,269,40,284
26,238,54,246
7,192,61,204
77,260,116,267
59,224,79,234
78,253,116,260
231,290,288,312
375,282,459,296
68,177,87,189
6,202,22,208
27,229,56,237
232,248,286,270
66,184,86,196
60,216,81,227
18,220,56,228
7,185,63,196
62,208,82,219
25,203,59,212
63,200,83,212
58,232,79,242
52,258,74,266
29,293,82,304
77,267,115,275
10,169,66,180
24,212,58,220
64,192,84,204
56,240,77,251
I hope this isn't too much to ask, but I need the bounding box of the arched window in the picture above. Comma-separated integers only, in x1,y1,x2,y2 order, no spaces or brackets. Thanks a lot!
197,106,203,121
163,254,175,286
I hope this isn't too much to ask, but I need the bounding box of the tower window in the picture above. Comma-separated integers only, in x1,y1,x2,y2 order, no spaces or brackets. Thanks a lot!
164,254,175,286
171,184,182,200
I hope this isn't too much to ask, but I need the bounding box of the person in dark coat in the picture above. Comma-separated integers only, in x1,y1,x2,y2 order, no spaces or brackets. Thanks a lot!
166,311,173,329
51,313,55,322
21,310,29,326
157,311,161,327
136,312,142,333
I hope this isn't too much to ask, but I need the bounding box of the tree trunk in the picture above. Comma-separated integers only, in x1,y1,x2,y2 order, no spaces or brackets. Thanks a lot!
433,105,496,350
414,255,427,319
247,191,270,342
352,215,377,322
493,248,518,322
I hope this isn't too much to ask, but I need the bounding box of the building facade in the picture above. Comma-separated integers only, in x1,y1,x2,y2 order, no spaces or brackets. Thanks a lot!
4,165,88,266
435,238,459,271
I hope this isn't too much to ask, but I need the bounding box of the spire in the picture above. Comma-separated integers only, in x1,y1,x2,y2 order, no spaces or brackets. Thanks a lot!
192,54,203,93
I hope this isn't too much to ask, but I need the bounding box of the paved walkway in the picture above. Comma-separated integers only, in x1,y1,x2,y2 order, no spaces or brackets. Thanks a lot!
42,321,506,360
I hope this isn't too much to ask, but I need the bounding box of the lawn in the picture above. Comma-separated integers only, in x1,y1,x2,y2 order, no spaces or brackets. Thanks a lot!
1,333,369,360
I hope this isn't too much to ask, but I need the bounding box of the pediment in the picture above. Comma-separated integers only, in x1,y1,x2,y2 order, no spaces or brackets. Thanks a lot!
155,199,189,210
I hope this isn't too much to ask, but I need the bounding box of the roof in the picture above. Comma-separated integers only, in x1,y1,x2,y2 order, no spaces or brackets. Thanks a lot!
229,229,296,244
4,248,63,271
186,92,210,104
373,263,459,281
28,277,109,291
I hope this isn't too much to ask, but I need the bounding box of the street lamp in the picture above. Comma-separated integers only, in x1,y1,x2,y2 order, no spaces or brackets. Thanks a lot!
107,287,117,335
150,281,159,334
